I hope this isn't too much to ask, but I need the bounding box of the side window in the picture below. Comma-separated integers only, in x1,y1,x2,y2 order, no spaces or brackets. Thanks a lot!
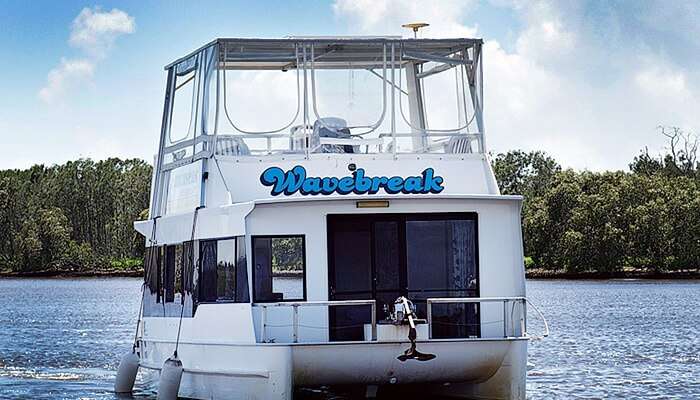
164,244,186,303
164,245,176,303
253,236,305,302
198,237,250,303
143,242,196,317
144,246,160,299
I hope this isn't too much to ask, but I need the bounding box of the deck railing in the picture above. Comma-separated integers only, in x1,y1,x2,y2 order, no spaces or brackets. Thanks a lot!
253,300,377,343
252,297,548,344
426,296,525,339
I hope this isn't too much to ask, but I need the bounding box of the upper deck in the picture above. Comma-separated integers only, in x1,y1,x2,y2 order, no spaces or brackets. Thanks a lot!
150,37,489,217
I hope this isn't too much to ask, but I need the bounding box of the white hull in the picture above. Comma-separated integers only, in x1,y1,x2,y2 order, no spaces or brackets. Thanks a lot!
139,338,527,399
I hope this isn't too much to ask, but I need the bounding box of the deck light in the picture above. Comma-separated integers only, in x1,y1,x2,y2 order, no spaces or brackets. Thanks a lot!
356,200,390,208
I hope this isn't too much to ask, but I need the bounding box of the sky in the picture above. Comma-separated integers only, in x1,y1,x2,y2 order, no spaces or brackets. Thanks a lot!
1,0,699,171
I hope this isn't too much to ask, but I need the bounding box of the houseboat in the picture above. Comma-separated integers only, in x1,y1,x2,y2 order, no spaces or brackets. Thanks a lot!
120,35,547,400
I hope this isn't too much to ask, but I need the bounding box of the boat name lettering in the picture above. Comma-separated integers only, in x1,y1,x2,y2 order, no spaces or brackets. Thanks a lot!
260,165,445,196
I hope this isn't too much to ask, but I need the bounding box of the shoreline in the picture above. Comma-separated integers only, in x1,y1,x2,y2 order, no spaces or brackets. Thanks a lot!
525,269,700,280
0,269,143,278
1,269,698,280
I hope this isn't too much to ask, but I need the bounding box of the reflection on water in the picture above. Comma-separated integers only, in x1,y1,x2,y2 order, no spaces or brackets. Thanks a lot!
0,278,698,399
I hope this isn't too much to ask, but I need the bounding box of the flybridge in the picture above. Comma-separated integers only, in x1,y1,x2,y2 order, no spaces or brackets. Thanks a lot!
260,165,444,196
149,36,487,216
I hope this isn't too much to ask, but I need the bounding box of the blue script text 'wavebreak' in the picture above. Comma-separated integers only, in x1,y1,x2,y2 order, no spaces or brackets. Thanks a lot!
260,165,445,196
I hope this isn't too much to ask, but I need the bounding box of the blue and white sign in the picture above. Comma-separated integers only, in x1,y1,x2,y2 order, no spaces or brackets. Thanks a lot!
260,165,444,196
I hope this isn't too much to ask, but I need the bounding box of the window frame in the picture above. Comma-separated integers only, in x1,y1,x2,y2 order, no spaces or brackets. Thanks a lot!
196,235,251,305
252,234,307,303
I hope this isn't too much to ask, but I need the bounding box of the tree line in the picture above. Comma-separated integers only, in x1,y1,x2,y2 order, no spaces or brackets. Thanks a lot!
493,127,700,274
0,158,151,272
0,127,697,275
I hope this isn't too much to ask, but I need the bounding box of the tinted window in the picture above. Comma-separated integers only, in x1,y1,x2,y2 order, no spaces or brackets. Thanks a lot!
253,236,305,302
199,240,218,302
198,237,249,303
216,239,236,300
164,245,176,302
143,242,196,317
328,218,372,296
406,219,477,297
406,218,478,338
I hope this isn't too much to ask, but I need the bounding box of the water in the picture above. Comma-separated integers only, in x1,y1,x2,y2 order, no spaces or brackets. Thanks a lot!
0,278,698,399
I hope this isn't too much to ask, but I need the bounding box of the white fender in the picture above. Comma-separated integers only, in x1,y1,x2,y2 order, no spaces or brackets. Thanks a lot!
114,351,139,393
157,356,184,400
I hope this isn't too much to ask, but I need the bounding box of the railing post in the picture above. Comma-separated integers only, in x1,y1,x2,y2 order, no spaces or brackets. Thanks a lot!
260,306,267,343
371,301,377,341
293,304,299,343
503,300,507,338
521,298,527,337
427,299,433,340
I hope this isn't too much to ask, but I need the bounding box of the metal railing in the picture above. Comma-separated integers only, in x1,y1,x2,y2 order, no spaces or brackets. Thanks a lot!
158,131,485,171
252,297,548,344
426,296,549,340
253,300,377,343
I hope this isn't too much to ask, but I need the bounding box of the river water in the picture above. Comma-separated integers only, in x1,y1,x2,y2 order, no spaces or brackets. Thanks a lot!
0,278,697,399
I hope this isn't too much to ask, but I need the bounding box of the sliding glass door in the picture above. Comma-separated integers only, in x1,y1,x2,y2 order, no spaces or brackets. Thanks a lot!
327,213,479,340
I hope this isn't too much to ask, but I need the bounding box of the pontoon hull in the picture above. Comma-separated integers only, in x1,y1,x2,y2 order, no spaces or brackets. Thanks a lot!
139,338,527,399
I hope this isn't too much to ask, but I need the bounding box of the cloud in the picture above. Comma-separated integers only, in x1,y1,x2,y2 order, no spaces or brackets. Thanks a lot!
69,7,135,57
331,0,700,170
39,7,134,104
333,0,477,37
38,58,95,103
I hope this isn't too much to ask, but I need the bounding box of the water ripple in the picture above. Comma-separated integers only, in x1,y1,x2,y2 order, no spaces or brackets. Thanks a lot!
0,278,698,399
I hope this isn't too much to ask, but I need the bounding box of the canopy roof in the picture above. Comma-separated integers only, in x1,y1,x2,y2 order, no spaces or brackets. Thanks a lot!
165,37,483,71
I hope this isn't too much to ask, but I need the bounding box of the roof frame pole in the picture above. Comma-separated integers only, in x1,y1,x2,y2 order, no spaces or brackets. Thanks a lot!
150,67,176,218
455,60,466,131
390,42,396,160
468,43,485,153
302,44,310,159
214,43,223,142
405,56,428,152
191,53,202,164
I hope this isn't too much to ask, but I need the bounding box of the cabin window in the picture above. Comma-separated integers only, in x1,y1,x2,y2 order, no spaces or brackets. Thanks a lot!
198,237,249,303
253,236,306,302
405,219,478,297
143,242,196,317
164,245,177,302
161,243,194,304
144,245,161,301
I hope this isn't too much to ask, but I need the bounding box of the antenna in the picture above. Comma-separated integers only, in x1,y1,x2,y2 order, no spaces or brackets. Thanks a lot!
401,22,430,39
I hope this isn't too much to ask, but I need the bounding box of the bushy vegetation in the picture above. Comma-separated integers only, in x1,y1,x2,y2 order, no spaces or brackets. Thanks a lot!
493,127,700,274
1,127,697,276
0,158,151,272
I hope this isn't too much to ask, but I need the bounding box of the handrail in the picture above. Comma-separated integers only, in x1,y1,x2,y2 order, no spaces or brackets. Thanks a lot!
253,300,377,343
524,298,550,339
425,296,549,341
250,297,546,344
427,296,526,304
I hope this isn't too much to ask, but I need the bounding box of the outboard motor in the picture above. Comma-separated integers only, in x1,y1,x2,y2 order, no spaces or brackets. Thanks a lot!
391,296,436,362
313,118,355,153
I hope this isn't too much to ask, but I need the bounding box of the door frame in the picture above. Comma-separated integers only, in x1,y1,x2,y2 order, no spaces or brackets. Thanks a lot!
326,212,480,339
